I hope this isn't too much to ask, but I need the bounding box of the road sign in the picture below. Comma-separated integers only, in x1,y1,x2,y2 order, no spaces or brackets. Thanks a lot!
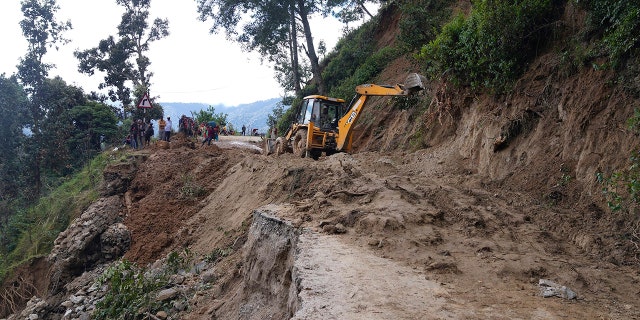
137,93,153,109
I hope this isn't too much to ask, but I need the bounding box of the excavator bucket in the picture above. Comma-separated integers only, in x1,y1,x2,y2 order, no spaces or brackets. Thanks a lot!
404,73,427,94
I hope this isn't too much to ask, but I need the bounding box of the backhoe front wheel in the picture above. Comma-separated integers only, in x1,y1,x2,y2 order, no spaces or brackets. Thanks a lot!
293,129,307,158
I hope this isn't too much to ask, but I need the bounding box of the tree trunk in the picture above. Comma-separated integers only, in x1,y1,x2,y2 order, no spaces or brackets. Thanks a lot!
289,4,302,96
357,1,373,19
296,0,325,95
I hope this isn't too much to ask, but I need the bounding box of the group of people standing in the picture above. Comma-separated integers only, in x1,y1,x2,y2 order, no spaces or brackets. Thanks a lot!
127,119,154,149
126,116,255,149
157,117,172,142
126,116,172,149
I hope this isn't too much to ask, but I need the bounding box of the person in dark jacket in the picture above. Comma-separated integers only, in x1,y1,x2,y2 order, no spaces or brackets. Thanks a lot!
144,121,154,146
130,120,139,149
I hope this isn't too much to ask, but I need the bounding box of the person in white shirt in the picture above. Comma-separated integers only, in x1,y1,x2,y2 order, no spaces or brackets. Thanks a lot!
164,117,172,141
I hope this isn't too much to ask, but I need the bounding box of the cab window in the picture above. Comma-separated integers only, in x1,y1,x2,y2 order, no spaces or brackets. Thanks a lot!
298,99,311,124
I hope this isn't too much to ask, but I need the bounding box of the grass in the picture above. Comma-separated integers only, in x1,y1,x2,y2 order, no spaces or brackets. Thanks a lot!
0,149,124,283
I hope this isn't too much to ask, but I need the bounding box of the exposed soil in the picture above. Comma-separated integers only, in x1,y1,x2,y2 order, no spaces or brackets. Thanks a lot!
103,125,639,319
3,2,640,319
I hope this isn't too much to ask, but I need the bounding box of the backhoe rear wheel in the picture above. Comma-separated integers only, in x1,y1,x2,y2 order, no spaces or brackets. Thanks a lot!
293,129,307,158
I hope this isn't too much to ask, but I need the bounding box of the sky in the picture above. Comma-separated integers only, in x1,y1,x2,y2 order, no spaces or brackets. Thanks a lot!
0,1,353,106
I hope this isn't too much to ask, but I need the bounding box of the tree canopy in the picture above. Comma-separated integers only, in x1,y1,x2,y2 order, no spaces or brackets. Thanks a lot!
197,0,378,98
191,105,228,127
0,75,28,202
75,0,169,114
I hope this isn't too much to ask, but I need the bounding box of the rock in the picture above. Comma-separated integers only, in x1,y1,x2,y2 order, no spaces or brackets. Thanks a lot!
191,261,207,274
538,279,577,300
157,288,179,301
170,274,186,285
48,196,125,288
334,223,347,234
322,224,336,234
156,311,168,319
200,269,217,284
69,295,85,304
61,300,74,308
100,223,131,259
34,300,47,311
173,300,188,311
101,161,138,196
28,314,38,320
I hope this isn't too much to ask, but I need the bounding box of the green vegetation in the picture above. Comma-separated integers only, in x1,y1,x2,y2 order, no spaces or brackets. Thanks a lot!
167,248,197,273
420,0,562,91
4,0,640,304
204,247,233,264
322,18,380,97
597,109,640,212
191,105,228,127
75,0,168,110
397,0,455,51
578,0,640,68
95,247,212,319
0,151,115,283
179,174,207,199
93,260,170,320
329,46,404,100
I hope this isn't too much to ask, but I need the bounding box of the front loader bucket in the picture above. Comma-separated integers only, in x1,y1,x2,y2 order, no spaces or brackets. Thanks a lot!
405,73,427,94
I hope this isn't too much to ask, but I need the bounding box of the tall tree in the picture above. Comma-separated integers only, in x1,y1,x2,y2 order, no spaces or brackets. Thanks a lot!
0,75,28,202
197,0,378,96
65,101,118,167
75,0,169,116
323,0,375,24
197,0,327,94
17,0,71,198
38,77,89,175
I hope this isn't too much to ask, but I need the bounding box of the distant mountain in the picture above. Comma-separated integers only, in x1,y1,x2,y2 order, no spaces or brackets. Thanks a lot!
159,98,282,134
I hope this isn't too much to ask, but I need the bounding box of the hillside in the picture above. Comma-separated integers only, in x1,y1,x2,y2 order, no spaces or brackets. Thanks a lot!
2,1,640,319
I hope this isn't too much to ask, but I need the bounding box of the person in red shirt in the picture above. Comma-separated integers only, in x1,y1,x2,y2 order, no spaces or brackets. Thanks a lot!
213,125,220,141
201,124,215,146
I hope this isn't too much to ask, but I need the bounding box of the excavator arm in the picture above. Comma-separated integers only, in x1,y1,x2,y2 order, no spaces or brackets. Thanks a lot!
336,73,426,152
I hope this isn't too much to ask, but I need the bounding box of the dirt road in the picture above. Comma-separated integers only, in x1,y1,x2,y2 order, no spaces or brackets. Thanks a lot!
149,135,640,319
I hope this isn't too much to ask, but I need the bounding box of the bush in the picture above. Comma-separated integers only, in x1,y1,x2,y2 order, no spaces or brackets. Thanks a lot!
578,0,640,67
0,151,112,283
597,109,640,212
94,260,169,320
322,19,379,94
329,46,403,100
397,0,455,51
420,0,562,91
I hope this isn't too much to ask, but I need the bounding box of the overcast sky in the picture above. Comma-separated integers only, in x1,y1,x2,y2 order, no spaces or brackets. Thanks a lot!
0,1,354,106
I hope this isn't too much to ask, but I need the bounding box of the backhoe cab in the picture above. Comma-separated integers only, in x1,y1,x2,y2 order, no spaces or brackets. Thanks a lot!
265,73,426,159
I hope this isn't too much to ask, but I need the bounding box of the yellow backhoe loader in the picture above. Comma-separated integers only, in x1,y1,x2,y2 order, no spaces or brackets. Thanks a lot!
265,73,426,159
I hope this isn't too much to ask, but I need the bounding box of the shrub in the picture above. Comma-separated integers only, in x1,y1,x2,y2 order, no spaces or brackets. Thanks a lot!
94,260,169,320
420,0,563,91
597,109,640,212
397,0,455,51
0,151,111,283
329,46,403,100
322,19,379,94
578,0,640,67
